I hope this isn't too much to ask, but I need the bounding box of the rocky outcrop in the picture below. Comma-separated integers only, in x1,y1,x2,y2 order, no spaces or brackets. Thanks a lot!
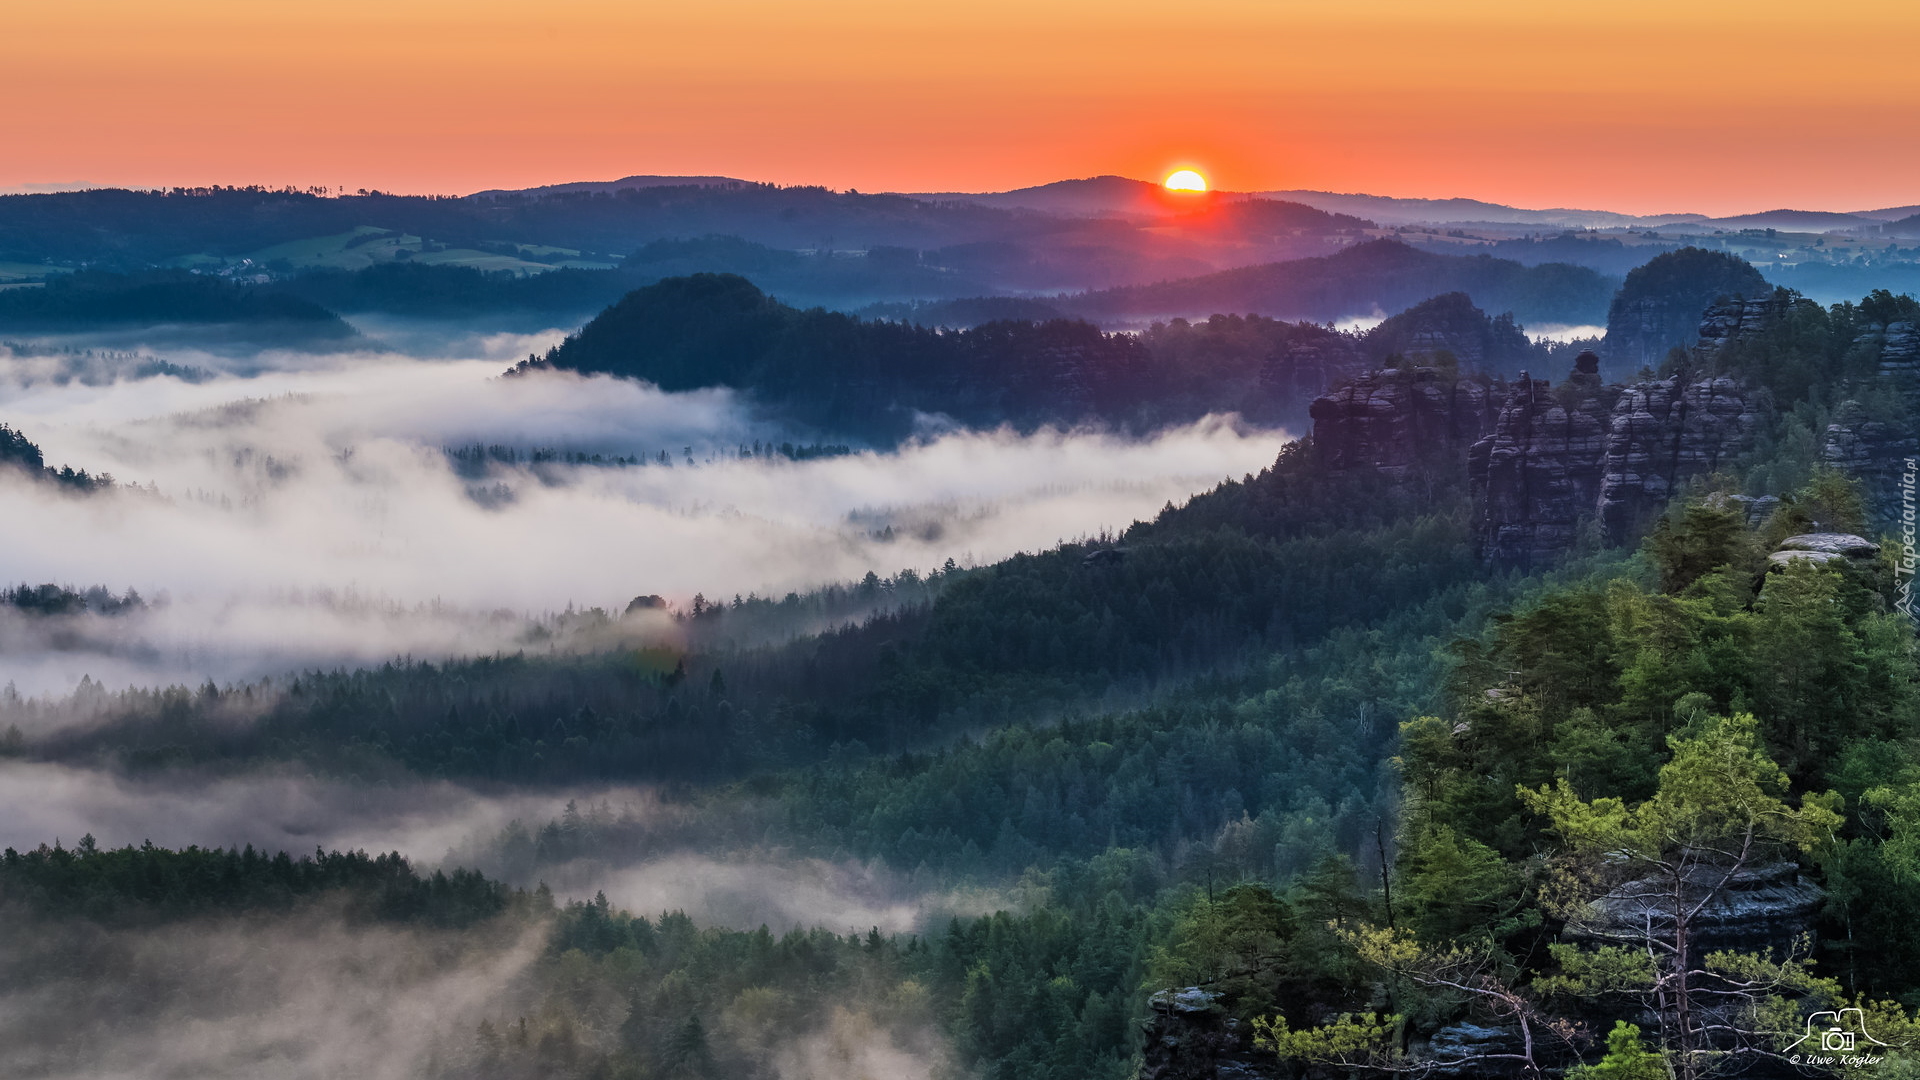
1819,321,1920,526
1768,532,1880,569
1596,375,1759,544
1140,988,1276,1080
1467,364,1758,564
1324,284,1774,565
1822,401,1913,476
1469,373,1615,567
1472,285,1771,563
1422,1023,1534,1077
1690,293,1788,362
1316,351,1760,564
1878,321,1920,378
1568,860,1823,957
1309,368,1501,478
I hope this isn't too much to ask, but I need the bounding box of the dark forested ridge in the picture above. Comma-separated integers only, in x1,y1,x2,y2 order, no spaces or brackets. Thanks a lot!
1604,246,1774,371
1066,238,1618,326
0,422,112,490
0,838,510,927
0,270,352,334
525,272,1153,435
520,272,1570,436
0,184,1373,301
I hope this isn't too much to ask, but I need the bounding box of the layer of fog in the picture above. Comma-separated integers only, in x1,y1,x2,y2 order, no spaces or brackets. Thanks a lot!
0,759,1012,937
0,907,546,1080
0,901,946,1080
548,855,1003,935
1,341,1291,693
1332,311,1387,334
0,758,573,857
1527,323,1607,344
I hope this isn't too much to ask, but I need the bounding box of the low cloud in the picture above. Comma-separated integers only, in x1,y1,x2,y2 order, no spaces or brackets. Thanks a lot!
766,1005,951,1080
0,906,545,1080
577,854,1007,935
1,346,1290,692
0,761,1010,938
0,759,572,856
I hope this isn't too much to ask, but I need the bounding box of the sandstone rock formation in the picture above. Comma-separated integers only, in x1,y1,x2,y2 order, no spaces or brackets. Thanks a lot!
1567,860,1823,957
1468,373,1614,567
1596,375,1759,545
1819,322,1920,526
1877,320,1920,378
1465,366,1758,565
1320,293,1770,565
1691,293,1788,362
1140,988,1274,1080
1768,532,1880,569
1308,367,1501,478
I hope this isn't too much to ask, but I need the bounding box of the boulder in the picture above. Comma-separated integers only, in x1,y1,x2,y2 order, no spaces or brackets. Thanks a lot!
1768,532,1880,570
1149,987,1221,1015
1566,859,1824,956
1140,988,1277,1080
1776,533,1879,557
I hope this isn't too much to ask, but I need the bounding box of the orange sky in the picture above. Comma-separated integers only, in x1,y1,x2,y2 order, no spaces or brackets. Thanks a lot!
6,0,1918,215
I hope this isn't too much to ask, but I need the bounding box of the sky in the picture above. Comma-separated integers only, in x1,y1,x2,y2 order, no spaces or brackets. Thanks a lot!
4,0,1919,216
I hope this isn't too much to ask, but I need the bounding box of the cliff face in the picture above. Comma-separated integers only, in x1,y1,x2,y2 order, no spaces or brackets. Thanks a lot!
1879,320,1920,379
1595,375,1759,544
1140,990,1275,1080
1313,301,1766,566
1468,371,1614,567
1308,367,1501,478
1820,320,1920,526
1466,369,1757,565
1692,292,1789,361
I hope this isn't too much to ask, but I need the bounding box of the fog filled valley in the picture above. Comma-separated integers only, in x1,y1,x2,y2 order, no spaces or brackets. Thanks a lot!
4,181,1920,1080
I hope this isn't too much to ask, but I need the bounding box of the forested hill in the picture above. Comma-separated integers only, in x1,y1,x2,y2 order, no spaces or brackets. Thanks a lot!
526,273,1151,435
1065,238,1616,326
0,270,352,336
0,422,112,490
522,273,1570,436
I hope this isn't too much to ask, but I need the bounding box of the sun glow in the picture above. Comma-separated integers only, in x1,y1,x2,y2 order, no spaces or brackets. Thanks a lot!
1162,169,1208,192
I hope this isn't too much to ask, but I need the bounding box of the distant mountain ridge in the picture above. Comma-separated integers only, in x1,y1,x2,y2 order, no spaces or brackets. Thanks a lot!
467,175,759,200
908,176,1697,228
1062,239,1616,326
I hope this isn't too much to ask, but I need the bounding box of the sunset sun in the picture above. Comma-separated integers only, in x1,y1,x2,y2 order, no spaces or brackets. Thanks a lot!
1162,169,1208,192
